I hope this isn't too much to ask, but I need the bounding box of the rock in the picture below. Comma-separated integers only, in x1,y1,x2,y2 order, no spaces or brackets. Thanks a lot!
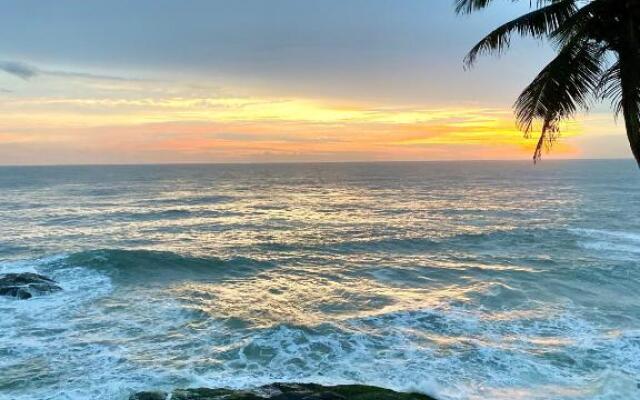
130,383,437,400
0,272,62,299
129,391,168,400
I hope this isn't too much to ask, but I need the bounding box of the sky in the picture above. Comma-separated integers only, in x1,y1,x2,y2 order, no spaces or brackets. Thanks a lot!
0,0,631,165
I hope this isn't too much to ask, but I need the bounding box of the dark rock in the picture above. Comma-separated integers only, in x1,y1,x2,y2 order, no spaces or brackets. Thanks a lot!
129,391,168,400
0,272,62,299
172,388,261,400
131,383,436,400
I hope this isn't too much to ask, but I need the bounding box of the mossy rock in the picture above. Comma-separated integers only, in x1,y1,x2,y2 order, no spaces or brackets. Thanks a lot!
130,383,436,400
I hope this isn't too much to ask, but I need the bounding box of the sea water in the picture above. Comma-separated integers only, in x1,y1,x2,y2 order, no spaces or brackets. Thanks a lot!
1,160,639,400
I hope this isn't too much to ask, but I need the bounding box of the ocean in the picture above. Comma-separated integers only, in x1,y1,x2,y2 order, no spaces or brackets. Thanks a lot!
1,160,639,400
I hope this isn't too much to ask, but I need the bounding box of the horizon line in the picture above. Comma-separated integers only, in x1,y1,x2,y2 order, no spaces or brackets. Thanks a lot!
0,157,633,168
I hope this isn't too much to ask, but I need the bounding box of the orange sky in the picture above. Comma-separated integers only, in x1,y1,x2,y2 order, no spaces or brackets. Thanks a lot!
0,74,625,165
0,1,631,165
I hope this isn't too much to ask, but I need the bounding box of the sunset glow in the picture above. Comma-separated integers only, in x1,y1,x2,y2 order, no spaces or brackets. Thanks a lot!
0,85,596,164
0,0,629,164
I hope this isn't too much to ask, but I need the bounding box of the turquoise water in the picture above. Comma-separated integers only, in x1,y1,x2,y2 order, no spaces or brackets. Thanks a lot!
1,160,639,400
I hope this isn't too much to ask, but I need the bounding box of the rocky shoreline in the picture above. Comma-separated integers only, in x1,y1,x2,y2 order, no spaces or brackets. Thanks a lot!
130,383,437,400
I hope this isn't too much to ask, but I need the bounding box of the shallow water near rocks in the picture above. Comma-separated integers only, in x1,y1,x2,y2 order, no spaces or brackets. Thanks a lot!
1,160,639,400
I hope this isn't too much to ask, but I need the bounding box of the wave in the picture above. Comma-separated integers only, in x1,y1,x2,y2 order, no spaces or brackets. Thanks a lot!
2,248,277,290
52,249,276,284
571,228,640,257
258,228,563,255
40,209,234,227
142,194,236,206
113,208,193,220
572,228,640,243
106,208,224,221
212,305,640,400
2,249,638,400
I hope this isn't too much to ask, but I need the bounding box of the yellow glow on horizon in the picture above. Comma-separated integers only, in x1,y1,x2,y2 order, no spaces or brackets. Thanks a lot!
1,96,519,125
0,92,588,162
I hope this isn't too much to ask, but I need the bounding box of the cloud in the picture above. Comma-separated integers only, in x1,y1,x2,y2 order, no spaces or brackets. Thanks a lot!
0,61,38,80
0,60,144,82
211,132,341,143
46,69,145,82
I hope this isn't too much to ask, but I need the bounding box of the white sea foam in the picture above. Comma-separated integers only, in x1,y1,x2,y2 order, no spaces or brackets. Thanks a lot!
1,254,640,400
571,228,640,257
0,251,638,400
0,256,115,400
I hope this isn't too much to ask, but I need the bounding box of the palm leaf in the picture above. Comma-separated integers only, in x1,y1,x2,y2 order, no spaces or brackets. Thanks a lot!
514,37,605,161
597,61,624,116
464,0,577,67
455,0,497,14
455,0,563,15
551,0,613,47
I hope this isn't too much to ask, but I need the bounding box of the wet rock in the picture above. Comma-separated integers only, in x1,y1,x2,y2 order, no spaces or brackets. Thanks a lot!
0,272,62,299
130,383,436,400
129,391,168,400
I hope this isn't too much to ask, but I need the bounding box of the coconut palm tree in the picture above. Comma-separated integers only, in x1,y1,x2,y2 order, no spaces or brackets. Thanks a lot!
457,0,640,165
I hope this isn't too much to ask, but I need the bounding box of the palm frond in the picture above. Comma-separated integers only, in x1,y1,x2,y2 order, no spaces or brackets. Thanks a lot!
551,0,612,48
597,61,624,117
455,0,497,14
455,0,563,15
464,0,577,67
514,37,605,161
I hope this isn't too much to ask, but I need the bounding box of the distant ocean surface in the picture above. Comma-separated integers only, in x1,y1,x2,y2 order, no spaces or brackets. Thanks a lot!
1,160,640,400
